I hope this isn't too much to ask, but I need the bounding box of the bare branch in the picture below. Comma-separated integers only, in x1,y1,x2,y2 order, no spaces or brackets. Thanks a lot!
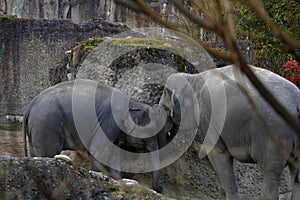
114,0,141,14
230,40,300,139
119,0,300,138
130,0,176,30
117,0,232,61
223,0,235,38
169,0,222,34
172,0,300,138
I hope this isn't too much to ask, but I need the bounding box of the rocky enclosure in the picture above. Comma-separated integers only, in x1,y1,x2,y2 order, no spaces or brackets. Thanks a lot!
0,17,293,199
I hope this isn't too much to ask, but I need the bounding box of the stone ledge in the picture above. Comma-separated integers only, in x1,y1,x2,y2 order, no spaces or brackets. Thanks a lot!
0,156,174,200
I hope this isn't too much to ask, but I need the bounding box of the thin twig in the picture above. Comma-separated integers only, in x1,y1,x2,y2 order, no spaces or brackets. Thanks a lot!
174,0,300,138
169,0,222,34
229,40,300,139
116,0,231,61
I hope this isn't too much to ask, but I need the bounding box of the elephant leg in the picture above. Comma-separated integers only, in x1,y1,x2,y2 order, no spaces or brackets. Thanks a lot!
29,128,63,157
30,141,62,157
89,154,106,171
208,148,238,200
260,164,284,200
89,154,122,180
289,163,300,200
147,139,163,192
106,167,122,180
152,170,162,193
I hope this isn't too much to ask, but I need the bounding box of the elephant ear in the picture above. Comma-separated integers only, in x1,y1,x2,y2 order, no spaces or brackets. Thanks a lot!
128,100,150,125
121,100,150,133
159,88,174,116
159,87,181,124
171,89,178,117
121,109,136,134
169,89,181,124
128,99,145,111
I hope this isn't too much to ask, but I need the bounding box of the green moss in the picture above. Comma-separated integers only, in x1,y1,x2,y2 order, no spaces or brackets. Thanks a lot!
89,171,105,177
76,37,184,56
0,125,22,132
8,159,13,166
111,38,163,47
77,38,104,52
111,38,183,55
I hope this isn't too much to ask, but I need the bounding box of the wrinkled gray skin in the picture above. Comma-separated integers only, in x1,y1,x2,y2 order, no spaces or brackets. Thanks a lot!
159,65,300,200
23,79,172,193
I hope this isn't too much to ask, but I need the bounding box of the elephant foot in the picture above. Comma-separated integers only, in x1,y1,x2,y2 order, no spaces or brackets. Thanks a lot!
106,168,122,180
153,184,163,193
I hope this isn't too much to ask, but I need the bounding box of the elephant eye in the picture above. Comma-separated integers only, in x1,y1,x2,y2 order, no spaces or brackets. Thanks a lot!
168,131,171,137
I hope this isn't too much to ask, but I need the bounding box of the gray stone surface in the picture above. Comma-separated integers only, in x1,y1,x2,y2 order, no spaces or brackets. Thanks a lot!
0,156,172,200
0,0,104,22
0,17,128,125
76,37,215,105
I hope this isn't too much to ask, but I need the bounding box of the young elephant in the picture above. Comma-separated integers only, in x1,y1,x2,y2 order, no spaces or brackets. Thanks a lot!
23,79,172,192
159,65,300,200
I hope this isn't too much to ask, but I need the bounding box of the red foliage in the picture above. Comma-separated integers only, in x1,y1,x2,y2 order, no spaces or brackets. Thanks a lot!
282,60,300,88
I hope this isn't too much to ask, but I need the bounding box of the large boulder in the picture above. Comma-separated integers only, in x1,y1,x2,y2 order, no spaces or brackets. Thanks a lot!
0,156,173,200
76,36,214,105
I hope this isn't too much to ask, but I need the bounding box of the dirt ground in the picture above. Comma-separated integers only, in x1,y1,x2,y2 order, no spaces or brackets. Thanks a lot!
0,129,24,157
0,129,90,168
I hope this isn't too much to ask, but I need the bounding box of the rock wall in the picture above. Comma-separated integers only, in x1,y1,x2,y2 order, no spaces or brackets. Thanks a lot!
0,0,128,23
0,17,128,125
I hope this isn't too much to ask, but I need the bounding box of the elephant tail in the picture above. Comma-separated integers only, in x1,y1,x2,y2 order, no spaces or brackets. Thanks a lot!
23,104,31,157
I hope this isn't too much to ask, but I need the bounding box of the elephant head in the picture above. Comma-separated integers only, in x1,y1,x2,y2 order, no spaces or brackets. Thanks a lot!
159,73,200,132
121,100,173,146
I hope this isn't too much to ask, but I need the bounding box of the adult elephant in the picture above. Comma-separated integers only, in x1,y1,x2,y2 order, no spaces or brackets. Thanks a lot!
23,79,172,192
159,65,300,200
